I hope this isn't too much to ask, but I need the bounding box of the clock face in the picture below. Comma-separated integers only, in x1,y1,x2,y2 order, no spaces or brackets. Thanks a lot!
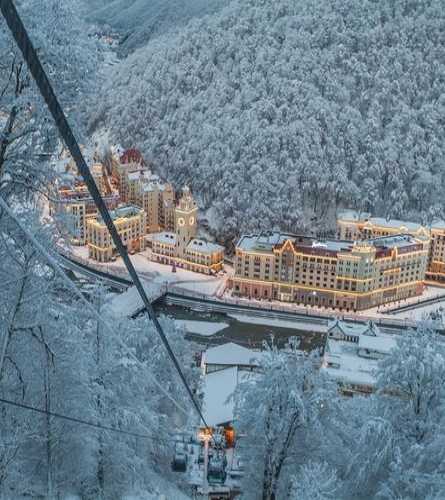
178,217,185,227
189,217,195,225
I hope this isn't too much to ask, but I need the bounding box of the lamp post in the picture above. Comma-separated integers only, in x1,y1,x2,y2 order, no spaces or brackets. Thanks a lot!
198,427,212,498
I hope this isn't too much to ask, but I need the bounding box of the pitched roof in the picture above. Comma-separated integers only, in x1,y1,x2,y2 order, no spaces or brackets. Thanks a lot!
328,319,380,337
120,148,144,165
358,334,397,354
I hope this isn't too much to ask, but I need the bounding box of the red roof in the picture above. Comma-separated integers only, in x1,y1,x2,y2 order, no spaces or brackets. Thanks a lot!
120,148,144,165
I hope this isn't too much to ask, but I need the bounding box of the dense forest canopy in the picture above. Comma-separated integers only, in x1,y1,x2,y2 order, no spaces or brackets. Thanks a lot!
87,0,229,56
92,0,445,241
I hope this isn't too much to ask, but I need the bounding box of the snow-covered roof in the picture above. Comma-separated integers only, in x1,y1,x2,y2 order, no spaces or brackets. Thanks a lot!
369,234,420,249
337,209,371,222
322,351,378,387
431,220,445,231
204,342,262,367
367,217,424,232
186,238,224,254
328,319,380,337
98,204,142,223
323,327,400,388
151,231,176,245
203,367,238,426
314,240,353,252
236,232,291,253
358,334,397,354
203,367,252,427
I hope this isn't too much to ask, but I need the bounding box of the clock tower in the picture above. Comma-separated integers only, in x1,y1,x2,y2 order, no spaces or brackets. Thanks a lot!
175,185,198,258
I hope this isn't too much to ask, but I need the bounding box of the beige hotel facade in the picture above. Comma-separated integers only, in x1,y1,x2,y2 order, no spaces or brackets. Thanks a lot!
337,210,445,284
230,232,428,311
87,205,146,262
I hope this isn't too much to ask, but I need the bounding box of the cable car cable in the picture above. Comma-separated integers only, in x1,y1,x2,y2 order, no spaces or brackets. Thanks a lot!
0,396,173,443
0,195,190,419
0,0,209,430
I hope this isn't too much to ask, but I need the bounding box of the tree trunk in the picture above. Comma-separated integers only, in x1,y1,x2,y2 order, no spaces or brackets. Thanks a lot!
44,358,54,499
0,106,18,176
95,291,105,498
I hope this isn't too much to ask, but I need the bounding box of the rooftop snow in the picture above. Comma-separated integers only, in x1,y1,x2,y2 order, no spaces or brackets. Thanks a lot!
202,367,252,427
204,342,262,367
98,205,142,223
367,217,423,232
338,209,371,221
151,231,176,245
312,240,353,252
236,232,291,253
368,234,419,248
187,238,224,254
322,350,378,386
328,319,379,337
432,220,445,231
203,367,238,426
358,334,397,354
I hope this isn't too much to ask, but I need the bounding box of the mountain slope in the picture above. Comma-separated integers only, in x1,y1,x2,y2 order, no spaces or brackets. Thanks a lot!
88,0,229,55
92,0,445,239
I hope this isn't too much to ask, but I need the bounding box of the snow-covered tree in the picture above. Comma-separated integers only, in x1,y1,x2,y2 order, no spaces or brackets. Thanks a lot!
290,461,339,500
234,343,339,500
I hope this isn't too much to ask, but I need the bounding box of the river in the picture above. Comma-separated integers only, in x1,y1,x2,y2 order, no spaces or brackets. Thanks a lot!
154,302,325,352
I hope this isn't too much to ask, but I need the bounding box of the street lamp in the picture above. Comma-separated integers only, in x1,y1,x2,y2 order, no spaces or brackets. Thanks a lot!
198,427,213,495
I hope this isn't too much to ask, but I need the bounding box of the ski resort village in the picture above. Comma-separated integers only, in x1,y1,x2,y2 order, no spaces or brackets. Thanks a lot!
46,145,445,498
3,1,445,498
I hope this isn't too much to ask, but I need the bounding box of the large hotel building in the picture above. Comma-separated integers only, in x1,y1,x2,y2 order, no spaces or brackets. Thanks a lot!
86,205,146,262
337,210,445,284
230,232,428,310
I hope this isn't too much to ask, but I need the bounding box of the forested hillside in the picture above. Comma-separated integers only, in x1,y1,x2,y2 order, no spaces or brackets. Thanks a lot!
88,0,229,56
92,0,445,240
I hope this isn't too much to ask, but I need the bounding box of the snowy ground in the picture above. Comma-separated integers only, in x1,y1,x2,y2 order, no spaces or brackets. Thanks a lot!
391,301,445,322
70,246,226,296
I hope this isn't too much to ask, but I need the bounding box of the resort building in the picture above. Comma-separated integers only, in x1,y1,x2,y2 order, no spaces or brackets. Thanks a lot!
111,148,146,203
322,319,398,395
86,205,146,262
230,232,428,310
134,172,175,234
91,163,106,195
50,181,120,245
149,186,224,274
426,221,445,283
337,210,445,284
111,148,175,233
336,210,430,247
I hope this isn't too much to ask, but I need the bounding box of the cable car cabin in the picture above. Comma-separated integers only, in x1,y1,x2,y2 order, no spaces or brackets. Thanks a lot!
171,442,188,472
207,454,227,485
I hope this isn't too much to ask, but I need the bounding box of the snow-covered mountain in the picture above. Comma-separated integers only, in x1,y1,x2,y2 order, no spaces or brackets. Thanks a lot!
88,0,229,55
91,0,445,240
